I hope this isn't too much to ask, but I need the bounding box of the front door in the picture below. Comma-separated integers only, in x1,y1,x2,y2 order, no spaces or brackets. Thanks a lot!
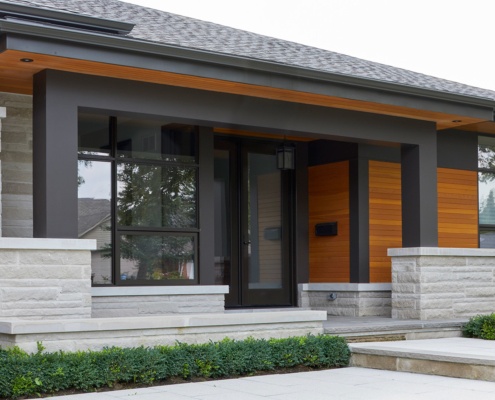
214,137,293,307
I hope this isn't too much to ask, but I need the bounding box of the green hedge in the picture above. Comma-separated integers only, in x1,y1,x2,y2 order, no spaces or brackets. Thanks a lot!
0,335,350,399
463,313,495,340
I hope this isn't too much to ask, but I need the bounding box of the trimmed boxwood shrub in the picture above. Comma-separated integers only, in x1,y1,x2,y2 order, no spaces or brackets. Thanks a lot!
463,313,495,340
0,335,349,399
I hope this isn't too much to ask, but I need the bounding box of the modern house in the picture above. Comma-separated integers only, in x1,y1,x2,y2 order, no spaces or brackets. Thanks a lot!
1,0,495,351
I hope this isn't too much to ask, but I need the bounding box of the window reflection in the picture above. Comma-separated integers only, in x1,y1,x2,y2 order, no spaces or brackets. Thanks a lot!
116,163,197,228
119,234,195,281
479,136,495,248
78,112,199,285
78,114,111,156
116,118,197,163
479,172,495,225
77,161,112,285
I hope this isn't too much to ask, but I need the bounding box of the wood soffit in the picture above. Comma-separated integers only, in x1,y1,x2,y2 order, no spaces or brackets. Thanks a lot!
1,49,493,133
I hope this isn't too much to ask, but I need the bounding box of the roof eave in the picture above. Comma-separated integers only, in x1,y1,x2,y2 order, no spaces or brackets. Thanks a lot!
1,17,494,114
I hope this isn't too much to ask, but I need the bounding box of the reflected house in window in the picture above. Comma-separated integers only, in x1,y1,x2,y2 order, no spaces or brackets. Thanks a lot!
78,198,112,284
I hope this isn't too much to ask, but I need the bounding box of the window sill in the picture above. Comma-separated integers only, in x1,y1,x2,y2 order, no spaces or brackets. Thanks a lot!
92,285,229,297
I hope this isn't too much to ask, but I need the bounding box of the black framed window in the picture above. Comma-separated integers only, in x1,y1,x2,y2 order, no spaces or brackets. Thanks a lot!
478,136,495,248
78,113,199,285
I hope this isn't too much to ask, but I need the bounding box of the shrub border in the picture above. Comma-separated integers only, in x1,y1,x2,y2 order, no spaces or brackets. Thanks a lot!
463,313,495,340
0,334,350,399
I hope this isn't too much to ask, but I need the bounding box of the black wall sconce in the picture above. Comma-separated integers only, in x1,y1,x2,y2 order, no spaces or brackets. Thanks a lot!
276,143,295,170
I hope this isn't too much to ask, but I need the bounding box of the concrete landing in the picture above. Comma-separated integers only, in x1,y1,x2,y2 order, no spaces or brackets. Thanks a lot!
350,337,495,381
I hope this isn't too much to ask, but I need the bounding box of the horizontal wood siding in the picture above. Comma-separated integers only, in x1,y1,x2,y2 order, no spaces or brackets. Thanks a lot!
369,161,402,283
308,162,350,282
438,168,478,248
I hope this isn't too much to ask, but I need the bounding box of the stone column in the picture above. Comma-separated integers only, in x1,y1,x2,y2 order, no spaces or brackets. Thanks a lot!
0,238,95,320
389,247,495,320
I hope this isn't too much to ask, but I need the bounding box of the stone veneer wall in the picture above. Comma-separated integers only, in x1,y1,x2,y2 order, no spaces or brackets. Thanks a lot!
91,287,228,317
390,248,495,320
299,283,392,317
0,310,327,352
0,105,6,235
0,238,95,320
0,93,33,238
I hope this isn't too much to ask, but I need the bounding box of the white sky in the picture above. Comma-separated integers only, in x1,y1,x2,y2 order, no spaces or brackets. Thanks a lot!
125,0,495,92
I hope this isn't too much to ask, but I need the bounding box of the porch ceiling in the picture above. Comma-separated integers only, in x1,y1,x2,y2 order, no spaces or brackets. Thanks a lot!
0,48,491,132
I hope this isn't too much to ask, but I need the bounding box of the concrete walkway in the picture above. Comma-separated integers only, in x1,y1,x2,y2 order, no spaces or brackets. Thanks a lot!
43,338,495,400
43,366,495,400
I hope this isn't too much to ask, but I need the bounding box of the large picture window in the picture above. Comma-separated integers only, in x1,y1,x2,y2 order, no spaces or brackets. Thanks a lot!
478,136,495,247
78,113,199,285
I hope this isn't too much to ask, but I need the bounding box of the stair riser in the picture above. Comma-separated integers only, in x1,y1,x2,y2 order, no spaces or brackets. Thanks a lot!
351,353,495,382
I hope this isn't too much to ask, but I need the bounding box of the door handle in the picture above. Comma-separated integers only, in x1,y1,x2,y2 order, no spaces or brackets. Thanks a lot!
243,241,251,245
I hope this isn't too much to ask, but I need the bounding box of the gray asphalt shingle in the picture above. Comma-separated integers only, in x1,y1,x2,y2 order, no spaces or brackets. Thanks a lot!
3,0,495,101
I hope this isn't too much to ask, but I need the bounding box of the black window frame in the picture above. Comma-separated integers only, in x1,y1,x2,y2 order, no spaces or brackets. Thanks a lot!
78,114,200,286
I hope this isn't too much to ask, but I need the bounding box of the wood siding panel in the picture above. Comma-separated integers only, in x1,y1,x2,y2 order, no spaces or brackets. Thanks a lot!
369,161,402,283
308,162,350,282
438,168,478,248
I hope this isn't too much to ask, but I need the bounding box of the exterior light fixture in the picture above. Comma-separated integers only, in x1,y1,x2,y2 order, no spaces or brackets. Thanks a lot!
20,58,34,63
276,142,295,170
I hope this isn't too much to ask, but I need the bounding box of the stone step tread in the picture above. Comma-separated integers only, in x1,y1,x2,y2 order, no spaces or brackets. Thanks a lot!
324,319,466,334
349,337,495,366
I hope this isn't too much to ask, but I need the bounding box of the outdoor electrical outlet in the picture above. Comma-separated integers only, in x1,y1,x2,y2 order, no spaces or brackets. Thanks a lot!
327,293,337,301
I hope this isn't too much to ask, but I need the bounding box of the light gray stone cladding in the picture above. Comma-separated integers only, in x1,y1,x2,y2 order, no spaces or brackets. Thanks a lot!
91,286,228,317
0,93,33,238
0,310,327,352
389,247,495,320
0,105,7,236
299,283,392,317
0,238,95,320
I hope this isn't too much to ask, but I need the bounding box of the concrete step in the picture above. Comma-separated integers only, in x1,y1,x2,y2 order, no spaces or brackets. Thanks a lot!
324,317,466,341
349,337,495,382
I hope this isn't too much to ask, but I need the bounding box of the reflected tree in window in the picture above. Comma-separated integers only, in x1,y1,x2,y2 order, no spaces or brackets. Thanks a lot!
116,163,197,280
479,144,495,171
480,187,495,225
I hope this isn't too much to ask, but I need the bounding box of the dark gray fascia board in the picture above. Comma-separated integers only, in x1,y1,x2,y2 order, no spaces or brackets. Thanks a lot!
0,1,134,34
1,17,494,117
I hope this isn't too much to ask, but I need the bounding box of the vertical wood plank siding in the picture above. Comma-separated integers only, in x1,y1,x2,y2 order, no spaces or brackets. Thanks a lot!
307,162,478,284
308,161,350,282
437,168,478,248
369,161,402,283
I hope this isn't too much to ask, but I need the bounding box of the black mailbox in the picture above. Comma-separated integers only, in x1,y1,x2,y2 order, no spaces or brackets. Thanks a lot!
315,222,338,236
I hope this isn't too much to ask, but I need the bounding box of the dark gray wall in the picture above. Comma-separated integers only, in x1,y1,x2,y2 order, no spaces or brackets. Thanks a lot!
437,129,478,171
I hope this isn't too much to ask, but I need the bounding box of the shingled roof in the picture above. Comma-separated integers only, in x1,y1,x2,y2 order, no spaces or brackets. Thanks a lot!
78,198,110,237
3,0,495,102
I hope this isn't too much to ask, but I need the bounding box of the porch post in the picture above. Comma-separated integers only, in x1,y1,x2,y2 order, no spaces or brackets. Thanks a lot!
198,126,215,284
401,141,438,247
349,157,369,282
33,71,78,238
